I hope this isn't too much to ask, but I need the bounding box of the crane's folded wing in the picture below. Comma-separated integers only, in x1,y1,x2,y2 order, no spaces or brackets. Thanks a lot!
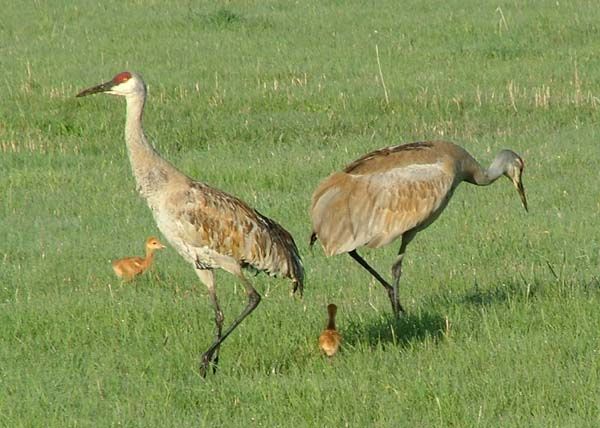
311,163,454,256
167,182,302,280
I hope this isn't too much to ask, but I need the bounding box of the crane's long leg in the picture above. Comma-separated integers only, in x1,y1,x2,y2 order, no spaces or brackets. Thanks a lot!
390,234,414,316
195,269,223,372
348,250,404,316
199,272,261,377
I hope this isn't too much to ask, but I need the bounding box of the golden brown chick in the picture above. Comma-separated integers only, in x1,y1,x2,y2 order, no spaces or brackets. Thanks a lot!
319,303,342,357
111,236,166,280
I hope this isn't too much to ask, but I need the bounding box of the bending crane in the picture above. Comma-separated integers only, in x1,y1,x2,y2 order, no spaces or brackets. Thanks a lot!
310,141,527,316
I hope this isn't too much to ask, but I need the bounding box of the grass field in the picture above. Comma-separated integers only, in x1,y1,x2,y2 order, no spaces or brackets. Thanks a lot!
1,0,599,426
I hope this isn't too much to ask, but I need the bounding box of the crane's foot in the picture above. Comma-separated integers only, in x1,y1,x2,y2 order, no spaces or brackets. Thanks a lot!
387,289,405,317
391,307,405,318
199,351,219,378
291,280,303,297
394,305,405,318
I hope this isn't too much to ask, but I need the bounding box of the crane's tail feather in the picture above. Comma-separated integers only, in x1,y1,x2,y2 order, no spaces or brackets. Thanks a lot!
288,241,304,297
257,213,305,297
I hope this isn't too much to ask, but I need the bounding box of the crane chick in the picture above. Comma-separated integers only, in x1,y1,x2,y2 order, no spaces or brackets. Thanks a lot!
112,236,166,280
319,303,342,357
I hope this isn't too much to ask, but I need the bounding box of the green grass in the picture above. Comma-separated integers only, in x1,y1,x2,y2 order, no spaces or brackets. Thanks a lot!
1,0,600,426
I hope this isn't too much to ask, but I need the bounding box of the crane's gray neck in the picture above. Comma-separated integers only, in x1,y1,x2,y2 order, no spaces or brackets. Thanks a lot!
124,93,185,199
468,154,506,186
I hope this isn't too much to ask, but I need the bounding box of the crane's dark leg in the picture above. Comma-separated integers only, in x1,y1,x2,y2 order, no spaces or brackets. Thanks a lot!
199,273,261,377
348,250,404,316
195,269,223,372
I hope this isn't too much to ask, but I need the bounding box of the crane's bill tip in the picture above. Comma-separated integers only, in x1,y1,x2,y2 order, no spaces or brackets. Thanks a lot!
75,89,90,97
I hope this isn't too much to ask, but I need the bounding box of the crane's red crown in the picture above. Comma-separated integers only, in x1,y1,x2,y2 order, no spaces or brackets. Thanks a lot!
113,71,132,84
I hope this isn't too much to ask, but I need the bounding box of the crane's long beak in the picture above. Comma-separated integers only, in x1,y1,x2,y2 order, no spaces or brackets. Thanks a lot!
76,80,114,97
515,178,528,212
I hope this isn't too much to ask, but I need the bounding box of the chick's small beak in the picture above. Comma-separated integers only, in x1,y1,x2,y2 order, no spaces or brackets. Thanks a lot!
76,80,114,97
515,177,528,212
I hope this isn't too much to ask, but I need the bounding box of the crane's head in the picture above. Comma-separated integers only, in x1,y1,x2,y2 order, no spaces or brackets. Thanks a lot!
499,149,528,212
76,71,145,98
145,236,166,250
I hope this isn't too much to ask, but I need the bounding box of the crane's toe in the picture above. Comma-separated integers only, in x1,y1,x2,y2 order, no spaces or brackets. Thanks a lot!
199,350,219,377
199,354,211,378
292,280,303,297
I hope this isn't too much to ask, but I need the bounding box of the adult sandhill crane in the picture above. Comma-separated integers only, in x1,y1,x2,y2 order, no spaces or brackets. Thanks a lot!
310,141,527,317
318,303,341,357
76,71,304,376
112,236,166,281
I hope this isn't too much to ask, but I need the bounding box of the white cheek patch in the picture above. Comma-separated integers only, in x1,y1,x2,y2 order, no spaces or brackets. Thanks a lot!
110,79,137,96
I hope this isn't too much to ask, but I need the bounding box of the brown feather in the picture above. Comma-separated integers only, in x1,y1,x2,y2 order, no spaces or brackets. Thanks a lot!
318,330,341,357
168,182,303,286
311,142,463,255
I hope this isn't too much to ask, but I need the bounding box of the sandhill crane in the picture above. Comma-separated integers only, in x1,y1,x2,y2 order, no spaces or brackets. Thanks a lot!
318,303,341,357
76,71,304,376
310,141,527,316
112,236,166,281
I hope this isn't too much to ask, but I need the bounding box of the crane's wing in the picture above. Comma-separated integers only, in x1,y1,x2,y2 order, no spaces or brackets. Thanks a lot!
311,162,455,256
167,182,303,283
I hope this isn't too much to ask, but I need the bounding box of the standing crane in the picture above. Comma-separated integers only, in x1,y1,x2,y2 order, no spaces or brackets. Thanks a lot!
310,141,527,317
76,71,304,376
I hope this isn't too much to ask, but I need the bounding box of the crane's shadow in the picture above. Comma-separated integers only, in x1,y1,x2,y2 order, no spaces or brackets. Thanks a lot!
341,281,540,349
343,310,446,349
460,279,545,307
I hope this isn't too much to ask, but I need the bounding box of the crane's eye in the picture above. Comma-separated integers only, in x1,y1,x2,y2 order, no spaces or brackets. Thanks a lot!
113,71,132,84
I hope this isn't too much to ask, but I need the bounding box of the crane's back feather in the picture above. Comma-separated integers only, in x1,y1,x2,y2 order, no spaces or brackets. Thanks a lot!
163,181,303,286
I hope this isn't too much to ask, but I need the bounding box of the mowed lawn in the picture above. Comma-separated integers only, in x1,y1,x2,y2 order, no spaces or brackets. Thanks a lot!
1,0,599,426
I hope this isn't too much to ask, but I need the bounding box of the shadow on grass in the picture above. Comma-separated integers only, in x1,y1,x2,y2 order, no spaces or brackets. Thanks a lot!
342,280,544,350
461,280,541,307
343,310,446,349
